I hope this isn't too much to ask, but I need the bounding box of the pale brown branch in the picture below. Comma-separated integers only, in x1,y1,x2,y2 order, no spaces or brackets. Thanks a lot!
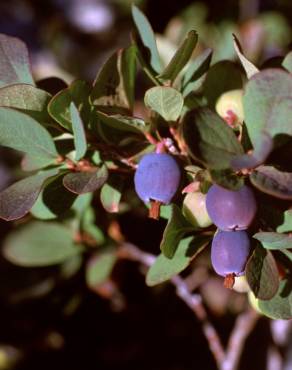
117,242,260,370
118,243,225,367
222,309,259,370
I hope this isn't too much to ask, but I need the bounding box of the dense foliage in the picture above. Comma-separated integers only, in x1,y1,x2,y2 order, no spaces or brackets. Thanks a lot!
0,5,291,323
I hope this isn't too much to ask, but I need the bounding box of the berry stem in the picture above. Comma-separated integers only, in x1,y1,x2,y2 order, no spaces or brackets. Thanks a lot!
224,273,236,289
149,200,161,220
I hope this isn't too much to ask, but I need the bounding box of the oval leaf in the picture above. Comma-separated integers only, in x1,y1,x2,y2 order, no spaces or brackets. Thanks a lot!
250,165,292,199
0,84,51,122
0,107,58,161
246,244,279,300
158,30,198,83
144,86,184,121
48,80,91,130
182,108,243,169
63,166,108,194
147,235,210,286
86,249,117,290
257,279,292,320
131,5,162,74
90,46,136,111
253,232,292,250
243,69,292,148
100,174,124,213
0,34,34,87
31,174,77,220
3,222,82,267
0,169,58,221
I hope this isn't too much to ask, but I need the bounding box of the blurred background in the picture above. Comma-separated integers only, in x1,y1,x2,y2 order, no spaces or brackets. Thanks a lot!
0,0,292,369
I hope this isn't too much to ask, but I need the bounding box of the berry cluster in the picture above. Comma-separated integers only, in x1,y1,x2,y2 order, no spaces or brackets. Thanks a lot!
206,184,257,286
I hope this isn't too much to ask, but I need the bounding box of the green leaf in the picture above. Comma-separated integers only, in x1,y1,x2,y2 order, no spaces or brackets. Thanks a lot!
246,244,279,300
94,111,148,134
90,46,137,111
182,48,212,97
231,132,273,171
100,174,124,213
257,279,292,320
277,210,292,233
21,154,56,172
253,232,292,250
243,69,292,148
250,165,292,200
0,84,51,122
0,169,58,221
69,102,87,161
233,34,259,79
146,235,210,286
48,80,91,131
182,108,243,169
3,221,82,267
282,51,292,73
31,174,77,220
63,166,108,194
209,169,244,190
81,207,105,245
86,249,117,290
0,34,34,87
158,30,198,84
160,204,194,259
0,107,58,161
131,5,161,74
203,61,242,108
144,86,184,121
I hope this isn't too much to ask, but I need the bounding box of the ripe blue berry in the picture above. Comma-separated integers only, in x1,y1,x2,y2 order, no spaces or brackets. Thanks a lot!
206,184,257,231
211,230,251,277
134,153,180,205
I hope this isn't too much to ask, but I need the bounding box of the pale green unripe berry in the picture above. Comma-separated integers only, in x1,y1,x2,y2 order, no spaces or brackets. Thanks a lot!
215,89,244,127
248,291,262,314
232,275,250,293
182,192,212,228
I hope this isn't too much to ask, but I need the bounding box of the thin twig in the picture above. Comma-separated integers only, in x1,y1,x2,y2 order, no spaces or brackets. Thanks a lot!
117,242,260,370
221,309,259,370
118,243,225,367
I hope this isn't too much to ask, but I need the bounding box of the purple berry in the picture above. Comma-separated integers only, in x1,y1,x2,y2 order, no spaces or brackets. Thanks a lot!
211,230,251,277
206,184,257,231
134,153,180,204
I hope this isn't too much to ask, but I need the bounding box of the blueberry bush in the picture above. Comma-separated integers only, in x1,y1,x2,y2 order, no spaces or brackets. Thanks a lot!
0,4,291,369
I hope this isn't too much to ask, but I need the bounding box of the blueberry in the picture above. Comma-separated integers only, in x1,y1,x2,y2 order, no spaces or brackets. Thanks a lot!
211,230,251,277
206,184,257,231
134,153,180,205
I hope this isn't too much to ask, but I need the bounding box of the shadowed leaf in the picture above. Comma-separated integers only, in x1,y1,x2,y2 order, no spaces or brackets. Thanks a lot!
160,204,194,258
0,169,59,221
63,166,108,194
182,108,243,169
250,165,292,199
246,244,279,300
